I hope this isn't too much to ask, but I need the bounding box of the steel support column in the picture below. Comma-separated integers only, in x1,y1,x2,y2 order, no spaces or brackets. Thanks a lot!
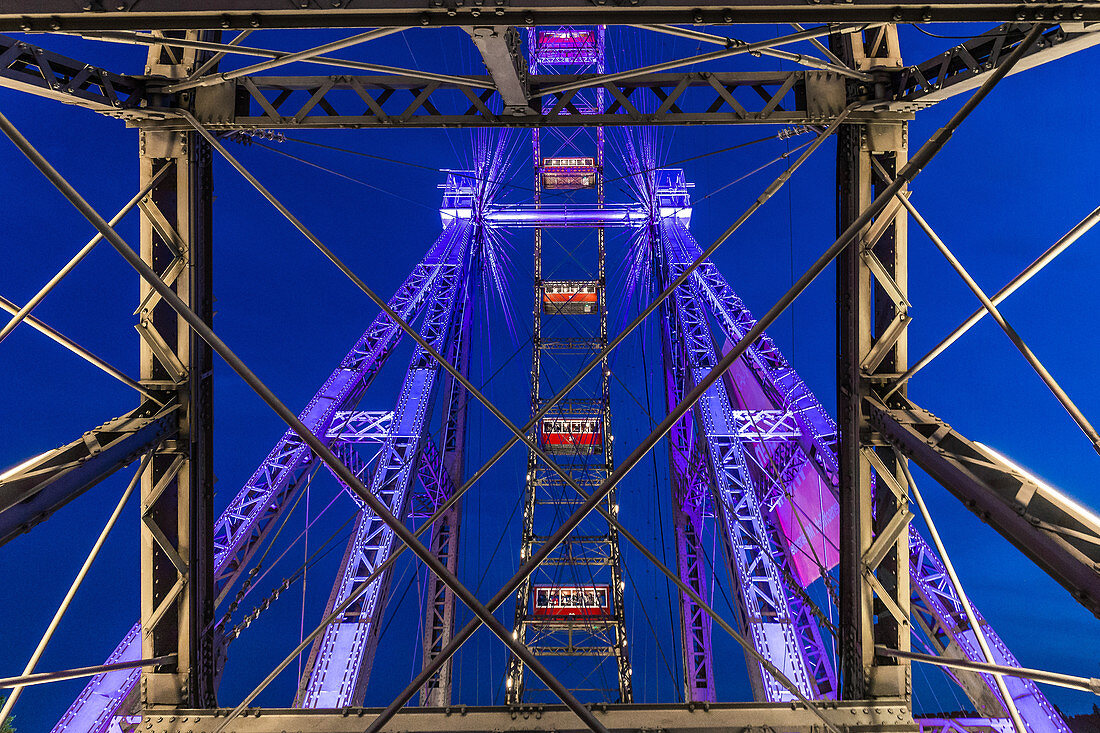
419,288,472,707
657,231,716,702
835,25,912,702
136,34,218,715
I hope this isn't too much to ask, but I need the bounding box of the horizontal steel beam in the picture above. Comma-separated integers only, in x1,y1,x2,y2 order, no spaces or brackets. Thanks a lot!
866,395,1100,619
896,22,1100,106
464,25,530,112
131,70,880,129
0,33,145,111
0,401,178,546
143,701,915,733
2,5,1096,30
482,205,649,227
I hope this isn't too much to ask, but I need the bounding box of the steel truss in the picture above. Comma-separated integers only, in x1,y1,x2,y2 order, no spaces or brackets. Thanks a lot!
54,217,473,730
659,221,820,703
0,401,177,547
507,25,632,704
0,13,1095,733
294,223,472,708
4,3,1100,30
7,23,1100,130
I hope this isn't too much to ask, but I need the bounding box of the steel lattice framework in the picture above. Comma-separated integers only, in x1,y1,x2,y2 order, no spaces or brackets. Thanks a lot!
505,26,632,704
0,11,1097,733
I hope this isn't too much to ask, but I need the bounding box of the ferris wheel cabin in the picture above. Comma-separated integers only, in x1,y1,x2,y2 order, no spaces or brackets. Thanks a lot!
532,584,612,618
542,280,599,315
540,416,603,454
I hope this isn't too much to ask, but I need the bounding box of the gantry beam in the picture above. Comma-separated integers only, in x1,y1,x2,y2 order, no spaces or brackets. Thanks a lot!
140,701,914,733
0,401,177,547
10,25,1100,128
896,22,1100,106
867,395,1100,619
153,70,865,129
464,25,530,113
1,4,1095,30
1,35,865,129
0,33,145,111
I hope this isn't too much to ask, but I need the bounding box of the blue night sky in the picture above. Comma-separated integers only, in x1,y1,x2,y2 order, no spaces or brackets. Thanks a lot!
1,24,1098,732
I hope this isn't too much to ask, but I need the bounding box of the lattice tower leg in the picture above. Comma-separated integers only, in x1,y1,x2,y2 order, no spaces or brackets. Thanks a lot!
835,24,913,703
420,290,473,706
137,33,219,717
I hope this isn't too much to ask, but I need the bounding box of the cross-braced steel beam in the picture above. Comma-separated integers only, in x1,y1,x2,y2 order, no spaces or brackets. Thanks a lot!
835,25,913,703
0,402,177,547
1,4,1094,30
133,32,219,717
869,396,1100,620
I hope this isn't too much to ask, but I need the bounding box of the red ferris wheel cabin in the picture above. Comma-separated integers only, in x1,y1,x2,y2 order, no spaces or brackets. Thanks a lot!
540,416,602,454
542,280,599,315
532,585,612,618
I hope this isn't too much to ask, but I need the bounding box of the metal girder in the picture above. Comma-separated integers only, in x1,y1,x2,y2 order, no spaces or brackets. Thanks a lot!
140,701,915,733
662,223,817,703
1,3,1096,30
419,290,472,707
867,395,1100,620
0,33,145,111
658,212,842,702
135,33,219,717
155,71,869,130
0,37,856,128
53,220,463,733
295,223,471,709
464,25,530,113
7,23,1100,127
657,221,717,703
835,24,911,704
895,22,1100,106
0,401,177,547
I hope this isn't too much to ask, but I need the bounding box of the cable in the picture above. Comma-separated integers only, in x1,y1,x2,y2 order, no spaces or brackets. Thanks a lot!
278,131,784,201
911,24,1017,40
247,138,437,211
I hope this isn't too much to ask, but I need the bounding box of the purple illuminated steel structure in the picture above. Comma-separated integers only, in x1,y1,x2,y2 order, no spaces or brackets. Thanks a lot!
52,220,477,730
645,168,1067,730
38,27,1078,733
